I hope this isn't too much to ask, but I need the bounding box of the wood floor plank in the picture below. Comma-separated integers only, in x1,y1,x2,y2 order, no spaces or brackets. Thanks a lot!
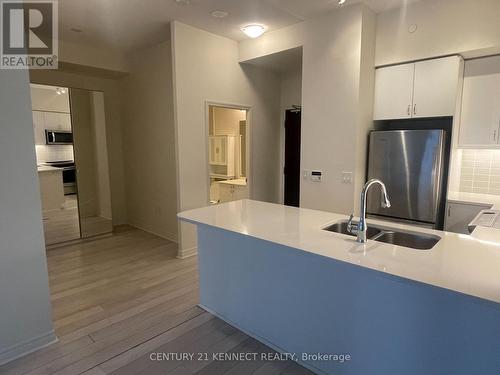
118,319,241,375
192,338,261,375
0,227,312,375
97,312,215,374
25,308,204,375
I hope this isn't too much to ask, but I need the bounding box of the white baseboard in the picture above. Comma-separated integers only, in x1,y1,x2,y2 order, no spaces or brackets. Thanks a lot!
127,223,178,244
0,330,58,366
176,246,197,259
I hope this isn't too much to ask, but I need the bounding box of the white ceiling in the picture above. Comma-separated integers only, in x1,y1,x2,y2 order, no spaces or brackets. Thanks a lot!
58,0,420,52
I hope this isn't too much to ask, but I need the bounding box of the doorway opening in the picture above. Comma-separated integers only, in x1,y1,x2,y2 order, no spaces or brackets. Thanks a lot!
207,104,250,204
30,83,113,246
284,107,301,207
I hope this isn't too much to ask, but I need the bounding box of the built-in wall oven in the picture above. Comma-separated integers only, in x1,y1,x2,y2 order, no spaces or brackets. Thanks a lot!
43,160,77,195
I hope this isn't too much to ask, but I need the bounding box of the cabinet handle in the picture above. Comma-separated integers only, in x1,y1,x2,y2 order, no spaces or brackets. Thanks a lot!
413,104,417,115
407,105,411,116
448,205,451,217
494,129,497,142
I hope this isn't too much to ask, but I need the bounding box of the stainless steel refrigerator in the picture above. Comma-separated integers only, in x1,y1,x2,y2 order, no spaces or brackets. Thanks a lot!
366,129,447,229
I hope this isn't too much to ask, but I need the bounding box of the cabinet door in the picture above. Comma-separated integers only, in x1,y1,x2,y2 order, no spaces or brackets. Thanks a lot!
459,72,500,146
43,112,63,130
209,137,223,165
412,56,461,118
209,138,216,164
218,184,233,203
445,202,490,234
374,63,415,120
60,113,72,131
32,111,46,145
232,185,249,200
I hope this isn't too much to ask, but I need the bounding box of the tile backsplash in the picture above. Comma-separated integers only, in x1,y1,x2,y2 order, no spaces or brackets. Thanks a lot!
460,149,500,195
35,145,74,164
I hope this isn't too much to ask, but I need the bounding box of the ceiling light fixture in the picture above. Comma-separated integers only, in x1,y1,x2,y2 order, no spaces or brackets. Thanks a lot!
174,0,190,5
338,0,347,5
211,10,229,18
241,24,266,39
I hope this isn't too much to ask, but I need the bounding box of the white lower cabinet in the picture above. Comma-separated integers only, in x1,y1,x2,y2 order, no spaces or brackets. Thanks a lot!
218,182,248,203
445,201,491,234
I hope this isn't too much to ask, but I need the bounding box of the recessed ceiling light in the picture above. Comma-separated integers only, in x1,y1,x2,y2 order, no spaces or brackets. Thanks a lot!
211,10,229,18
338,0,347,4
174,0,190,5
241,24,266,39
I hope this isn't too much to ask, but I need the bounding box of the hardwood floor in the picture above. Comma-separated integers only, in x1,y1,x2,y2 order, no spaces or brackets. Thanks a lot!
0,227,313,375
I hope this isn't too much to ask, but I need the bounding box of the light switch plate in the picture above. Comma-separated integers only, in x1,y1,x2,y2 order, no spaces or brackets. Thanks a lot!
311,171,322,182
341,172,353,184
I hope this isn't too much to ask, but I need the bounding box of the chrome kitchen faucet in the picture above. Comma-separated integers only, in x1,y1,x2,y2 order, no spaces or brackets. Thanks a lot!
347,179,391,243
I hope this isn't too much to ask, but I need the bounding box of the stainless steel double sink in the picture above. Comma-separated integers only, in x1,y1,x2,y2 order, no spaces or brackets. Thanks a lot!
323,220,441,250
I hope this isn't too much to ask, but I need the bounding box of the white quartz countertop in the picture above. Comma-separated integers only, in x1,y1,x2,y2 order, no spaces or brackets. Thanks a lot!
447,191,500,209
218,178,247,186
37,165,62,172
179,199,500,305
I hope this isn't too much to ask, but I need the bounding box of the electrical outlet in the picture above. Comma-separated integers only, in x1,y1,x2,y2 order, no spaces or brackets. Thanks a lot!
341,172,353,184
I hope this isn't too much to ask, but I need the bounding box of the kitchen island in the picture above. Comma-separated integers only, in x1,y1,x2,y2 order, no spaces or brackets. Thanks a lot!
179,199,500,375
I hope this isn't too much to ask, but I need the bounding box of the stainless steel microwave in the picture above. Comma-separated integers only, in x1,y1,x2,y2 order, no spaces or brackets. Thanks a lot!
45,130,73,145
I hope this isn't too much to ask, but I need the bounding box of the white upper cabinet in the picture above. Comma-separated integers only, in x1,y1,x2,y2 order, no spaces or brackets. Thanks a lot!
60,113,72,131
32,111,46,145
458,56,500,147
412,56,462,118
374,63,415,120
374,56,462,120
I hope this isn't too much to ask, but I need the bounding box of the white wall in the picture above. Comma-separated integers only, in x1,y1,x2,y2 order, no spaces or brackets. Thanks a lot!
59,40,130,73
171,21,281,256
120,41,178,242
211,107,246,136
375,0,500,66
355,6,377,214
0,70,55,364
239,4,376,215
